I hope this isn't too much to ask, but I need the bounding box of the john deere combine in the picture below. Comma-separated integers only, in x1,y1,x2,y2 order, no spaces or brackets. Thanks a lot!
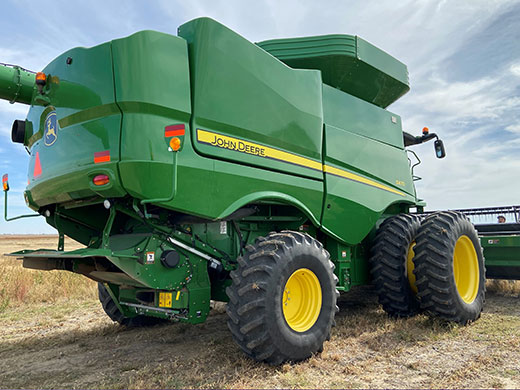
2,18,490,364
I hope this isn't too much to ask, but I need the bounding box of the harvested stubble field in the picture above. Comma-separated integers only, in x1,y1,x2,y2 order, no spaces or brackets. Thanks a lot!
1,235,520,389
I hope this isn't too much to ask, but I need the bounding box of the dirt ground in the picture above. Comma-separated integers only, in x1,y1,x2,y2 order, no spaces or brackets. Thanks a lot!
1,236,520,389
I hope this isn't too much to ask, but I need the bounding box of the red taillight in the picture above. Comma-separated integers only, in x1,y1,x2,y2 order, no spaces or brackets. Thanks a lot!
93,174,109,186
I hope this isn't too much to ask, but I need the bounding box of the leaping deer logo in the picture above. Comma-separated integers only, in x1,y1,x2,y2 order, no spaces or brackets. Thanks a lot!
44,112,58,146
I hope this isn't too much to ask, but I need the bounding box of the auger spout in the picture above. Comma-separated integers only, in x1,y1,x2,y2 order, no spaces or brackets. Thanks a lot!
0,63,35,105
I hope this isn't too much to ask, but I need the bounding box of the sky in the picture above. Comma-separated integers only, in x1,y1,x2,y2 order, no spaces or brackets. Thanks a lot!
0,0,519,233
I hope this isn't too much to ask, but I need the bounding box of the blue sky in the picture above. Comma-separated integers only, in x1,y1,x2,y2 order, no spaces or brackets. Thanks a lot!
1,0,519,233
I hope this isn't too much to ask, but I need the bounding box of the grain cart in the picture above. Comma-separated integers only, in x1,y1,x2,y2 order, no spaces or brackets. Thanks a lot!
1,18,486,364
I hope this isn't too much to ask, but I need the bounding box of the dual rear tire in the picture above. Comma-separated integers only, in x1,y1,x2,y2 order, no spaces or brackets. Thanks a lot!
370,211,485,324
414,211,485,323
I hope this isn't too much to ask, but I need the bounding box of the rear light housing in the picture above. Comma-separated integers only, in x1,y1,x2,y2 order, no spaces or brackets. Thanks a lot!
92,174,110,186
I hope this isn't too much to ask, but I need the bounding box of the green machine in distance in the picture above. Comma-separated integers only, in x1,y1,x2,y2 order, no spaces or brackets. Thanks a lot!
2,18,489,365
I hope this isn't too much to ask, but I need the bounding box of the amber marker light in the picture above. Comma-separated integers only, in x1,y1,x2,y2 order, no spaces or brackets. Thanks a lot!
35,72,47,85
93,174,110,186
422,127,429,135
170,137,181,151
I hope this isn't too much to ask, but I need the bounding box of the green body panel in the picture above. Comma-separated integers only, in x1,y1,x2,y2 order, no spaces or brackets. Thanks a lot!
25,42,124,206
112,31,192,201
178,18,324,181
322,85,404,149
324,125,413,196
481,235,520,280
0,64,35,104
322,124,416,244
320,83,416,244
158,130,324,225
257,35,409,108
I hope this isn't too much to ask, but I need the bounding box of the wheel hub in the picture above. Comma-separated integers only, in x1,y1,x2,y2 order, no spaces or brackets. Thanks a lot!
453,235,479,304
282,268,322,332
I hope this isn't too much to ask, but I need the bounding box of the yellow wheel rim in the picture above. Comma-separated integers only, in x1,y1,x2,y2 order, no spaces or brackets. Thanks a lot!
453,235,479,304
282,268,322,332
407,241,418,294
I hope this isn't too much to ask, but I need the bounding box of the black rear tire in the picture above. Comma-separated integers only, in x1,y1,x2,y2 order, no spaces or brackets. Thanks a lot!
413,211,485,324
226,231,338,365
98,283,165,327
369,214,421,317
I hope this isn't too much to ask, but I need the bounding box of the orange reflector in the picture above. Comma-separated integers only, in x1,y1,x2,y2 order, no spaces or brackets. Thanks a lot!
35,72,46,84
2,174,8,191
165,124,185,137
94,150,110,164
93,174,110,186
34,151,42,177
169,137,181,151
422,127,429,135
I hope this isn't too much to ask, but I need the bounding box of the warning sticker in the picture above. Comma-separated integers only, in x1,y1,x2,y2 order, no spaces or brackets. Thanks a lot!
158,292,172,308
146,252,155,264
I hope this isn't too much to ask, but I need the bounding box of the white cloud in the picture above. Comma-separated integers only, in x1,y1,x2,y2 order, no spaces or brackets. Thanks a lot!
511,63,520,77
505,124,520,134
407,74,520,121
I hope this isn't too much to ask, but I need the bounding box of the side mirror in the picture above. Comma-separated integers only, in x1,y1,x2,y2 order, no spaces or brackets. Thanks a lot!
2,174,9,192
434,139,446,159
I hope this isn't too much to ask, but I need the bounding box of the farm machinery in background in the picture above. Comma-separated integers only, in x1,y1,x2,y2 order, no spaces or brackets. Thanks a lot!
423,206,520,280
1,17,514,365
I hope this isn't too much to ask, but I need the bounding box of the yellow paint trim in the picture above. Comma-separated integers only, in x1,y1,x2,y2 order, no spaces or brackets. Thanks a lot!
197,129,406,197
323,165,405,196
176,290,181,301
197,129,323,171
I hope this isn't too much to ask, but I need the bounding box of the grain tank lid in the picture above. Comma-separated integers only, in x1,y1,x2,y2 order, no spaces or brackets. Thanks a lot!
257,34,410,108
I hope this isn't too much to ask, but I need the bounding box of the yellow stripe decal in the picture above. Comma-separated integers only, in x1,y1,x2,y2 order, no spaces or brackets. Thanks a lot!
324,165,405,196
197,129,323,171
197,129,405,197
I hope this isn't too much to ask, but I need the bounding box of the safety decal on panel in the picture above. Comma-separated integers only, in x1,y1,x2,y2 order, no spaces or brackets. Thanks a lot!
146,252,155,264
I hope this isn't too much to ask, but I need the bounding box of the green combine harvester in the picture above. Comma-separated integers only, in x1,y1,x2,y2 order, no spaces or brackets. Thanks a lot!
2,17,513,364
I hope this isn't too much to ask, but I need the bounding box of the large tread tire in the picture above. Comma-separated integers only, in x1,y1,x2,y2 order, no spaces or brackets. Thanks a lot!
98,283,165,327
369,214,421,317
226,231,338,365
413,211,485,324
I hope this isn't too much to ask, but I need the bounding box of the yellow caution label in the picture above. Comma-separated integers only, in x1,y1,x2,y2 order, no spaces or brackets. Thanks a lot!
158,292,172,308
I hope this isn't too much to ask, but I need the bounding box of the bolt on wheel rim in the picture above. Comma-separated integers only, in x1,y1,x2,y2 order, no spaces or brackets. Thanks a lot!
282,268,322,332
